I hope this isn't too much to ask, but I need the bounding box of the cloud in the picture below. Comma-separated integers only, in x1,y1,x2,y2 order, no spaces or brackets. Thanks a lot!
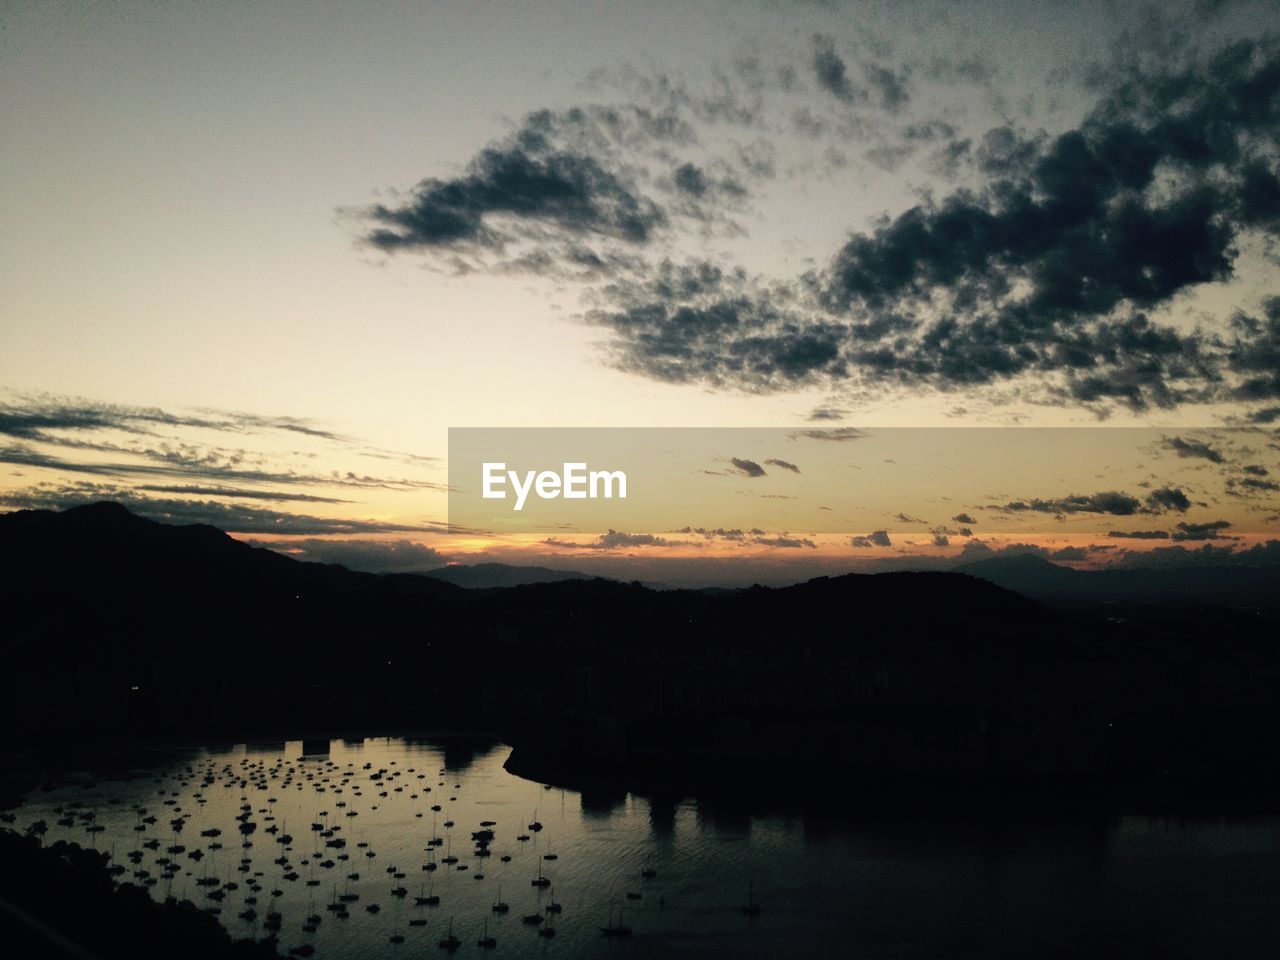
806,405,847,421
850,530,892,548
1171,519,1234,541
997,490,1142,516
1108,529,1172,539
862,63,910,114
0,442,444,493
587,260,847,390
955,540,1050,562
541,529,692,550
0,486,445,536
359,110,667,253
812,34,856,103
1227,297,1280,402
764,458,800,473
952,512,976,525
574,36,1280,413
1228,475,1280,493
931,532,950,546
1142,486,1191,513
253,538,449,574
729,457,767,477
787,427,867,441
894,512,927,523
754,535,816,548
1163,435,1226,463
817,39,1280,409
0,396,352,445
677,526,750,541
134,484,350,504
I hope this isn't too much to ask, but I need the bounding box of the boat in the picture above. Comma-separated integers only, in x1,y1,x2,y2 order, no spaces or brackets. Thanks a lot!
491,885,509,913
438,918,461,951
600,903,633,937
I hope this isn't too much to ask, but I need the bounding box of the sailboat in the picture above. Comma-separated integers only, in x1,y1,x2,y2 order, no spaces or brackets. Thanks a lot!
477,918,496,949
600,902,633,937
491,884,509,913
531,858,550,888
438,917,461,951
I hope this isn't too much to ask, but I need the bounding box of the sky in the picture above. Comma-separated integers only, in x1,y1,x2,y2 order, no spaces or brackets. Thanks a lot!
2,0,1280,583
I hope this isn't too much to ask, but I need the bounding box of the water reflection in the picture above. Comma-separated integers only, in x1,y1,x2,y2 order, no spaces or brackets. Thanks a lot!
9,736,1280,959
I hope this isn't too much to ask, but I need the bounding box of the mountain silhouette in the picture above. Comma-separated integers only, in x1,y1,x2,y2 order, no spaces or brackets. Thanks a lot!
419,562,601,589
5,502,1280,809
955,551,1280,605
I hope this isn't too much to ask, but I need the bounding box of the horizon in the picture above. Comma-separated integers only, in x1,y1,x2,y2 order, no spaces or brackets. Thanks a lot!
3,0,1280,586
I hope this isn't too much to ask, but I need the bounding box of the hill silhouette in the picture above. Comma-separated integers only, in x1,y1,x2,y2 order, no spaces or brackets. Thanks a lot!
4,503,1280,809
419,561,601,588
956,552,1280,605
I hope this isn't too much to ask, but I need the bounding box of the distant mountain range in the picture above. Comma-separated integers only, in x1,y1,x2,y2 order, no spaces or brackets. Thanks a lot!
7,501,1280,804
955,553,1280,606
418,562,600,589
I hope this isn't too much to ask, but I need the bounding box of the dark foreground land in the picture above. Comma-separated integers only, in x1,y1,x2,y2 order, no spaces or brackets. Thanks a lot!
0,828,283,960
4,502,1280,813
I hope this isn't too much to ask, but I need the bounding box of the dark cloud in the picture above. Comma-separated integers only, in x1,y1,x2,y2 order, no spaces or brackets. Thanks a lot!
0,442,444,493
754,535,816,548
931,532,950,547
0,486,445,536
998,491,1142,515
678,526,749,541
862,63,910,114
894,512,927,523
360,109,667,252
577,37,1280,411
1172,519,1234,541
588,260,847,389
1143,486,1192,513
952,512,976,525
787,427,867,441
1047,545,1091,562
810,34,909,113
134,484,350,504
1227,297,1280,401
1227,475,1280,493
955,540,1050,562
806,405,848,421
542,529,691,550
729,457,767,477
850,529,892,548
974,125,1047,178
1108,529,1172,539
1245,405,1280,423
1163,435,1226,463
0,397,351,445
764,458,800,473
812,34,856,103
1243,463,1271,476
818,38,1280,408
1115,538,1280,568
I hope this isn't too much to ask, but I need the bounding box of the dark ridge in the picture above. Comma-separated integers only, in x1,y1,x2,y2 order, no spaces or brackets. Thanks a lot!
4,503,1280,813
418,561,601,588
0,828,281,960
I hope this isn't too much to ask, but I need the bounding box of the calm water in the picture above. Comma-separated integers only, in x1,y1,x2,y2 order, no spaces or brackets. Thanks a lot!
11,737,1280,958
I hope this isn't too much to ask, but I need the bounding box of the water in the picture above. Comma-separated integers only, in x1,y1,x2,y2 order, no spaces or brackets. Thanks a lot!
10,736,1280,958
